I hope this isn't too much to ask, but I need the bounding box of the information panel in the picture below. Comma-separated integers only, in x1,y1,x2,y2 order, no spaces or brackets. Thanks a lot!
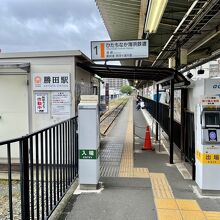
201,96,220,106
51,91,71,119
91,39,149,61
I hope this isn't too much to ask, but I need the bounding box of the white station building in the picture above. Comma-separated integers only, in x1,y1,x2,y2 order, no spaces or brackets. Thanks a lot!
0,50,100,161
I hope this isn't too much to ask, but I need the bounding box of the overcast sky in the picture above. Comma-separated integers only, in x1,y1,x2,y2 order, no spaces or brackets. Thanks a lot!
0,0,110,58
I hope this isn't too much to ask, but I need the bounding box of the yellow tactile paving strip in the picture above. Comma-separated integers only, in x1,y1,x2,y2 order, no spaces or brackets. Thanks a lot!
153,187,220,220
204,211,220,220
176,199,201,211
118,99,149,178
150,173,174,199
149,170,220,219
157,209,183,220
155,198,207,220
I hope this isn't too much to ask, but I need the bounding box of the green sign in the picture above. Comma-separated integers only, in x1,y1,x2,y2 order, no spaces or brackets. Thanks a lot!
79,149,99,159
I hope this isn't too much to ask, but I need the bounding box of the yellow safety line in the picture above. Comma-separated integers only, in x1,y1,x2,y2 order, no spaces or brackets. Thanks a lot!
150,173,220,219
119,99,149,178
150,173,174,199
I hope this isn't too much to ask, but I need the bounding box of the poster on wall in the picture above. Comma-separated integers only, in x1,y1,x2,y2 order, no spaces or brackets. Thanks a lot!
51,91,71,119
209,64,219,77
174,90,181,122
33,73,70,91
35,93,48,113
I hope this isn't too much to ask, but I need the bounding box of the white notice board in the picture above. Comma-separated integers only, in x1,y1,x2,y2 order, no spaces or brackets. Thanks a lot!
52,91,71,105
52,105,70,116
51,91,71,118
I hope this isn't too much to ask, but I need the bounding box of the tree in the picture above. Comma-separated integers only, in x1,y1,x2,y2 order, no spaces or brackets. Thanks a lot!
120,85,133,95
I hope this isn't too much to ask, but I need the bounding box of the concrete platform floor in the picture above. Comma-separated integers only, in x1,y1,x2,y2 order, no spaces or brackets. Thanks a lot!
60,97,220,220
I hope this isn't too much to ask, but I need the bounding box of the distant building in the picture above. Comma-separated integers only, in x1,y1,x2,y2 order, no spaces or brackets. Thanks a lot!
103,78,128,90
100,78,128,103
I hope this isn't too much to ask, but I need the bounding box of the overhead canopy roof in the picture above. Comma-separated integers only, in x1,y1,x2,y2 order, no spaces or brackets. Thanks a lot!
96,0,220,70
78,63,190,87
96,0,141,40
95,0,144,66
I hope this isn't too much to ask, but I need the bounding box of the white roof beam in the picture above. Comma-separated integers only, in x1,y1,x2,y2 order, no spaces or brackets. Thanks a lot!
97,1,140,10
138,0,148,39
99,5,139,15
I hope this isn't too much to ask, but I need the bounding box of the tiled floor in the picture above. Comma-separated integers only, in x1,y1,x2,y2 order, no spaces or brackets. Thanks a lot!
155,198,207,220
99,98,220,219
119,98,220,220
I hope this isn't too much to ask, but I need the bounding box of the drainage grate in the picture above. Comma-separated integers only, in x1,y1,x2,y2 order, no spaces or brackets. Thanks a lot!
100,166,119,177
101,161,120,166
100,143,123,177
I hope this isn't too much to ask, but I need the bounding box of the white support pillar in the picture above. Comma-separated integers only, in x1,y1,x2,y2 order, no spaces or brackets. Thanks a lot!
78,95,100,189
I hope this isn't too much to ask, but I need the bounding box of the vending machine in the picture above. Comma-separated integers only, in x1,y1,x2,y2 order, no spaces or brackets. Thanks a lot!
195,96,220,192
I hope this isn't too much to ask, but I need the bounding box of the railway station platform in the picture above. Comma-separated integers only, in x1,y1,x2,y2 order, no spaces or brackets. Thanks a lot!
57,97,220,220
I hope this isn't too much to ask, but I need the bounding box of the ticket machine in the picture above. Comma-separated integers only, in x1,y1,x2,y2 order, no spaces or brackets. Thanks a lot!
195,96,220,192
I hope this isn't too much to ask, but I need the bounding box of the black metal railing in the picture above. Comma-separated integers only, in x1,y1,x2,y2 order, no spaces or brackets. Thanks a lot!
142,97,195,163
158,102,169,135
0,117,78,220
142,97,181,148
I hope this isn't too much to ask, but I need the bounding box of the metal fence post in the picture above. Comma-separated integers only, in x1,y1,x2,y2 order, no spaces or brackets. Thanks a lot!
192,158,196,180
156,84,159,141
76,118,79,174
169,79,174,164
21,136,30,220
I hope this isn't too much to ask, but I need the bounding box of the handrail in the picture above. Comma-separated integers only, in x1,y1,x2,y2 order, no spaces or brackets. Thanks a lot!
0,116,78,146
0,116,79,220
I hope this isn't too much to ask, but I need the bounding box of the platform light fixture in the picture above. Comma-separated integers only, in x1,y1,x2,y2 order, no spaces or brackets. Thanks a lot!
186,72,193,79
144,0,168,33
197,69,205,75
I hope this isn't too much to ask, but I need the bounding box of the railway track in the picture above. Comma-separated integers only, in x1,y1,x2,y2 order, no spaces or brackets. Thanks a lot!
100,98,128,135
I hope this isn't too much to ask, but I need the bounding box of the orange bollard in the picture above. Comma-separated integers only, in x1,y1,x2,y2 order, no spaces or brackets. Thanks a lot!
142,126,153,150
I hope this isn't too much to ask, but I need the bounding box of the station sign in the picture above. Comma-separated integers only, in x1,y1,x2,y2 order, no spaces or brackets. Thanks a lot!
33,73,70,91
79,149,99,160
91,39,149,61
